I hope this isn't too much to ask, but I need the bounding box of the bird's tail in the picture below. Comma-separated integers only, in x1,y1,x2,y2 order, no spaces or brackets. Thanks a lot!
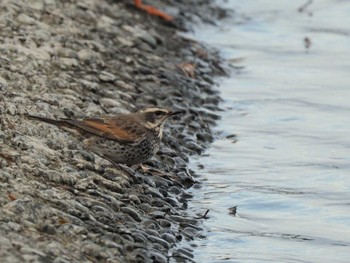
27,115,66,127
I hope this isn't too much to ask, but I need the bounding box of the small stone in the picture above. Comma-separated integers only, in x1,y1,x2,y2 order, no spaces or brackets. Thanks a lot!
137,32,157,48
145,228,159,237
17,14,36,25
121,207,142,222
149,211,165,219
6,222,22,231
173,247,194,261
147,235,170,249
158,219,172,228
100,98,122,108
116,36,134,47
145,187,164,199
97,15,115,29
128,195,141,204
132,232,148,244
168,186,181,195
98,71,116,82
59,58,79,68
115,80,135,91
80,79,99,92
182,227,200,239
160,232,176,243
77,49,92,61
169,215,197,225
150,250,167,263
0,76,8,91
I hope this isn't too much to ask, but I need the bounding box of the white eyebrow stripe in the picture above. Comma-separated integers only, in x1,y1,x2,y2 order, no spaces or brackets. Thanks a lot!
143,108,168,113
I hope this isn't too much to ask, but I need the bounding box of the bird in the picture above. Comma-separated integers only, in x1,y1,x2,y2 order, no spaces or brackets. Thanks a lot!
28,107,182,166
133,0,173,21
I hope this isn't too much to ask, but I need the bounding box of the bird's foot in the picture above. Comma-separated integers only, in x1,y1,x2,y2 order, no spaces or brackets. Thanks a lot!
136,163,169,176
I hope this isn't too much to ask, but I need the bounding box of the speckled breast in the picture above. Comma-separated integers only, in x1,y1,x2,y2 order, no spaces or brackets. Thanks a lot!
84,132,160,165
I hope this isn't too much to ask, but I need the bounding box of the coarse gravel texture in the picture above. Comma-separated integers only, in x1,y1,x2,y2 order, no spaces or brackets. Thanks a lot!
0,0,228,262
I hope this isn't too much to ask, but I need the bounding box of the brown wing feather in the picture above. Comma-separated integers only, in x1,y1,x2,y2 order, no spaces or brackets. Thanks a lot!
64,116,146,143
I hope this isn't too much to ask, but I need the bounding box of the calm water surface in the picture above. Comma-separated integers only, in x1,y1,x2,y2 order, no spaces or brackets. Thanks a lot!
188,1,350,262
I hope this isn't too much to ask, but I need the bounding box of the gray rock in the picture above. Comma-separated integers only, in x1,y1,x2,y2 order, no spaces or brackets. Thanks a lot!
121,207,142,222
98,71,116,82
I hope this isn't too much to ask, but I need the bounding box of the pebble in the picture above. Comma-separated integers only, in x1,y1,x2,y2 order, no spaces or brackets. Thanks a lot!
160,233,176,243
100,98,122,108
150,250,168,263
0,76,8,91
121,207,142,222
168,186,181,195
158,219,172,228
17,13,36,25
132,232,148,244
98,71,116,82
173,247,194,261
182,226,200,239
145,187,164,199
164,196,179,207
145,228,160,237
147,235,170,250
149,211,166,219
59,57,79,68
128,195,141,204
137,32,157,48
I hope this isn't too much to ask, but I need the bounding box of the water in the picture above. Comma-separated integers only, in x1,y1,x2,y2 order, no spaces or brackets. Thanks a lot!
188,1,350,262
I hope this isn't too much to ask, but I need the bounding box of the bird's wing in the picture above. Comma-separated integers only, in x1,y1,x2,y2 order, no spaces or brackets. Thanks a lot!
64,116,147,144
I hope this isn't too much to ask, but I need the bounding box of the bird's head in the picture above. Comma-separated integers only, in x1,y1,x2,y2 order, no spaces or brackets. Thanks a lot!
137,107,182,131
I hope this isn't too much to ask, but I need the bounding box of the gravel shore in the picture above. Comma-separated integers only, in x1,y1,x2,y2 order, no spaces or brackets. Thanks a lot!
0,1,227,262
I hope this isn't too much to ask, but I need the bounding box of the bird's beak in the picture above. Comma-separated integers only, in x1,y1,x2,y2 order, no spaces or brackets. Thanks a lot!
167,110,184,116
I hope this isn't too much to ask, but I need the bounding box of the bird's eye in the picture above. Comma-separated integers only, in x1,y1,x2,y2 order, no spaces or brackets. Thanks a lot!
154,110,165,116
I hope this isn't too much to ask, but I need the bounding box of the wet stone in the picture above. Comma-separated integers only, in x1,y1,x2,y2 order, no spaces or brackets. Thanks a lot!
149,211,166,219
173,157,187,168
168,186,181,195
128,194,141,205
126,248,152,263
157,219,172,228
147,235,170,250
145,186,164,199
183,140,204,154
158,188,168,198
164,196,179,207
152,176,173,188
160,232,176,243
141,220,158,231
182,226,200,240
150,250,168,263
145,228,160,238
120,207,142,222
172,247,194,261
160,155,176,166
151,198,171,208
131,232,148,244
169,215,198,225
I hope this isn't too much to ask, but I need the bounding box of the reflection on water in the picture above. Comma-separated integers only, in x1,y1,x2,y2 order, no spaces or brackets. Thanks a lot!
189,0,350,262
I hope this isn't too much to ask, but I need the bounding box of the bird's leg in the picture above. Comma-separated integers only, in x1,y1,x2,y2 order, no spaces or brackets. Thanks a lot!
139,163,150,173
135,163,169,176
117,163,137,177
99,154,136,177
134,0,173,21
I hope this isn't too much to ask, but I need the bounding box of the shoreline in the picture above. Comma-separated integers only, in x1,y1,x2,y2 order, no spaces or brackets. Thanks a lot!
0,1,228,262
